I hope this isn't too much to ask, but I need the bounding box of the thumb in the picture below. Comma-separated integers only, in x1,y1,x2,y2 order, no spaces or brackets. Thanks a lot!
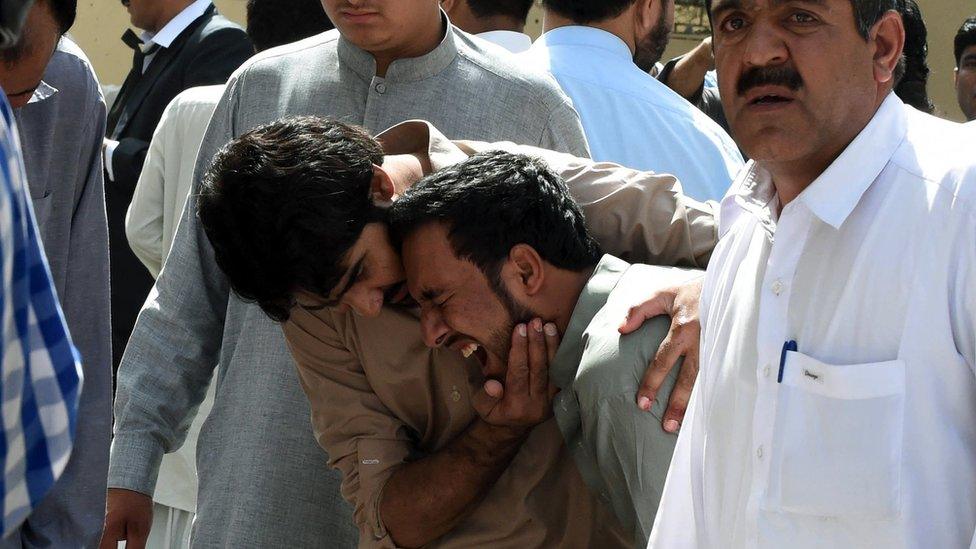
471,380,504,420
619,294,670,334
484,379,504,399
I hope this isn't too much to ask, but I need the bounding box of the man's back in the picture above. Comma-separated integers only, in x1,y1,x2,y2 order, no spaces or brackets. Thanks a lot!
110,24,588,546
525,26,743,201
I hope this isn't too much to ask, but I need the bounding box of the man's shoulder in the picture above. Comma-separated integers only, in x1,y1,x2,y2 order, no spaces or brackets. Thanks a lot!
452,29,572,110
199,11,247,35
234,30,338,81
190,11,249,47
43,38,103,104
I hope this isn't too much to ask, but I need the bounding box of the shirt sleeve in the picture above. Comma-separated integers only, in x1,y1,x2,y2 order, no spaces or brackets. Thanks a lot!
125,95,176,278
453,140,718,268
537,98,591,158
107,78,238,497
283,308,412,548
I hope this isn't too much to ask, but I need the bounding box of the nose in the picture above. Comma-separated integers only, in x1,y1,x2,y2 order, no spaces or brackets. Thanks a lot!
420,307,451,348
741,19,789,69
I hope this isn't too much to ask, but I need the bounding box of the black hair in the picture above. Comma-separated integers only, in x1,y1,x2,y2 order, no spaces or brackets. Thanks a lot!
955,15,976,67
893,0,933,113
705,0,898,40
467,0,534,22
541,0,636,25
246,0,335,53
198,116,384,322
389,151,602,288
0,0,73,63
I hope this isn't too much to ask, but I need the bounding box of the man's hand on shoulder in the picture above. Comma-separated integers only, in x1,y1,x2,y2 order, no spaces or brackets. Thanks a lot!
471,318,561,437
619,278,703,433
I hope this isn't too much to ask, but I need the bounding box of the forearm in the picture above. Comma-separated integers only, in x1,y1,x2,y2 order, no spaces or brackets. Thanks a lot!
379,419,527,547
664,41,714,100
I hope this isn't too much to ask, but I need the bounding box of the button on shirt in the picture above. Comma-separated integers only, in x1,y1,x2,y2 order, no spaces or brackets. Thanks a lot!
523,27,744,202
650,94,976,548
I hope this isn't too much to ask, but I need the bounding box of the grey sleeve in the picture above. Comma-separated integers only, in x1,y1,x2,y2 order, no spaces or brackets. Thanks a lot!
538,98,591,158
108,79,238,496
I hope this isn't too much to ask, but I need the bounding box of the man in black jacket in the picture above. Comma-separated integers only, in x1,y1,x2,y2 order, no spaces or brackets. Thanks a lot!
104,0,252,368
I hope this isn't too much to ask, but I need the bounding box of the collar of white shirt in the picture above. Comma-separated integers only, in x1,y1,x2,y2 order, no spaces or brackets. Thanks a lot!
534,26,632,61
140,0,212,49
720,92,908,237
476,30,532,54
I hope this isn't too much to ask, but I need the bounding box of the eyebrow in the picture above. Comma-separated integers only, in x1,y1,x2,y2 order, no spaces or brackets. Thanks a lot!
711,0,826,15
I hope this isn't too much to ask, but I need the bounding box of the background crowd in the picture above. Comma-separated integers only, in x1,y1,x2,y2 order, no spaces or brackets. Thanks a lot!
0,0,973,548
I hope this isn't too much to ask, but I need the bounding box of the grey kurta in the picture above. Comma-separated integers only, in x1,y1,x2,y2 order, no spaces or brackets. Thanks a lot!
108,22,588,547
550,256,702,546
9,38,111,547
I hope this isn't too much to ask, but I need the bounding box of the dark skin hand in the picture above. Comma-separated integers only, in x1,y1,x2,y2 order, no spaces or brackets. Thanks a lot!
98,487,153,549
380,318,560,548
619,277,703,433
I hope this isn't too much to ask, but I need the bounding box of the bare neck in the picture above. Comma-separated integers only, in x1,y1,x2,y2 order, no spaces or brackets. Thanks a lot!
536,266,594,336
151,0,196,34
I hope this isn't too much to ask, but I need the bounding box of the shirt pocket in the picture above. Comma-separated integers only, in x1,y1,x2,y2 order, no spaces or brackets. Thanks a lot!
30,190,52,227
764,351,905,520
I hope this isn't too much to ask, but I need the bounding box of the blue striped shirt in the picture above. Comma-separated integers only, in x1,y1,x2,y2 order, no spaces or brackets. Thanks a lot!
0,92,82,536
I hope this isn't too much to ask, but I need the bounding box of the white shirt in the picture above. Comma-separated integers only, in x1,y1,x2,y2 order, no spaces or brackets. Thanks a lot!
523,27,743,202
650,94,976,548
476,30,532,54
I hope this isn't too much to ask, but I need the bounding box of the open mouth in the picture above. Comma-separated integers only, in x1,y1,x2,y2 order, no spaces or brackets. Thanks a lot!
750,94,792,106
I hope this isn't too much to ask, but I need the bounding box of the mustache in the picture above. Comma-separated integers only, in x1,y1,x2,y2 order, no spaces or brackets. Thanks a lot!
737,65,803,96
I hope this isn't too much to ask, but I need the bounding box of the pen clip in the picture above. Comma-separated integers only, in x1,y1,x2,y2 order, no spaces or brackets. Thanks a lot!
778,340,797,383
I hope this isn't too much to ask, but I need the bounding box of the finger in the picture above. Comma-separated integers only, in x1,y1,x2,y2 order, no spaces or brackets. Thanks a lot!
125,519,149,549
471,384,502,421
543,322,560,363
504,324,529,396
636,320,683,411
618,291,673,335
484,379,504,399
662,348,699,433
527,318,548,398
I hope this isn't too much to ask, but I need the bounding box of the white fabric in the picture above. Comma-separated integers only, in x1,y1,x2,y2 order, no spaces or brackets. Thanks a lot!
104,138,119,182
650,94,976,548
523,26,743,202
476,30,532,53
138,0,212,71
126,84,223,279
125,85,222,514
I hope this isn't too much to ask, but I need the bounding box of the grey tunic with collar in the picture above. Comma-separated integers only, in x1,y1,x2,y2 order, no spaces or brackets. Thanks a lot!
109,24,589,547
9,38,112,548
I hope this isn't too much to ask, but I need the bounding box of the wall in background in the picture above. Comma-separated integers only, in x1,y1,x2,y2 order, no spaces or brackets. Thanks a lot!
72,0,970,122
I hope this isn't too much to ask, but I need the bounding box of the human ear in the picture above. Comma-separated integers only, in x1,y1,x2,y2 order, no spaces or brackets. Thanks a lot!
507,244,545,297
633,0,658,36
870,11,905,85
370,164,397,204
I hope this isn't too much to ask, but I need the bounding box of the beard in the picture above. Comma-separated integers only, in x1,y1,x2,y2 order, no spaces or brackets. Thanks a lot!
633,13,671,73
483,279,540,365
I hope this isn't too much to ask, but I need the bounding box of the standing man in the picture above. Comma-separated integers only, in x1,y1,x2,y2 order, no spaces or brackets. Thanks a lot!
955,15,976,122
441,0,535,53
104,0,252,368
0,0,111,545
527,0,743,201
103,1,588,547
0,0,84,541
651,0,976,547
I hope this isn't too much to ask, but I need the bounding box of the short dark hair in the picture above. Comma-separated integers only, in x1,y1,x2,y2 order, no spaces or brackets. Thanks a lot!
955,15,976,67
246,0,335,53
0,0,73,63
389,151,602,287
893,0,932,113
198,116,384,322
467,0,534,22
706,0,897,40
541,0,636,25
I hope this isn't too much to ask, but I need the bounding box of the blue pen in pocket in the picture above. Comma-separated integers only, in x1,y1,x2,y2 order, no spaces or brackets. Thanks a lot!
778,340,797,383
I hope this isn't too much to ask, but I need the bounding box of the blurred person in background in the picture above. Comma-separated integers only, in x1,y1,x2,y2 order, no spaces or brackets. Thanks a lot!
441,0,534,53
955,15,976,121
103,0,252,372
0,0,85,543
118,1,334,547
102,0,588,547
0,0,111,545
528,0,744,202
